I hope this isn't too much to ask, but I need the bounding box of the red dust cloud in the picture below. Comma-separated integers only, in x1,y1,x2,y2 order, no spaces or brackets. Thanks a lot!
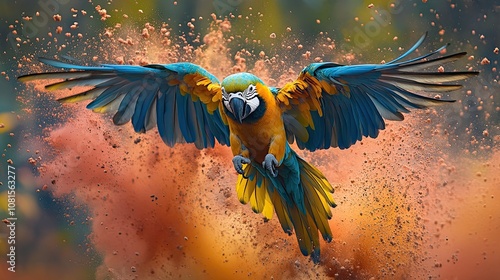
14,15,499,280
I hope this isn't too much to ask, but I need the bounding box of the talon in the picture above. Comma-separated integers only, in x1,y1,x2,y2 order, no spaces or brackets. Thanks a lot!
232,155,250,175
263,154,279,177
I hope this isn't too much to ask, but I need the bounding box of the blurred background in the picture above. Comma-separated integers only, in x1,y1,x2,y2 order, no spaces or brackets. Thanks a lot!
0,0,498,279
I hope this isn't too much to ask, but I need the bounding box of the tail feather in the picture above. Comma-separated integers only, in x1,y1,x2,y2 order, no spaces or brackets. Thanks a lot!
287,202,316,256
235,149,335,263
270,191,293,234
298,157,336,241
237,164,274,219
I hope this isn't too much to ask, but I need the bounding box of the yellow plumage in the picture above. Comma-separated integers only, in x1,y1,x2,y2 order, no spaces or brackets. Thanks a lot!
236,164,274,219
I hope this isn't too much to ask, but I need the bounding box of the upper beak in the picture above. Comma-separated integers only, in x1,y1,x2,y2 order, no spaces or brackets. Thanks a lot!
229,97,247,123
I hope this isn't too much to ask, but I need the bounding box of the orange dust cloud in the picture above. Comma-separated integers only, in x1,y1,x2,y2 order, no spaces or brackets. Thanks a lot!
16,16,498,280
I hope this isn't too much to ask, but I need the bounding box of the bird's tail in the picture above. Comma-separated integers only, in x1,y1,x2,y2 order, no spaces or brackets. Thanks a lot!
236,148,336,263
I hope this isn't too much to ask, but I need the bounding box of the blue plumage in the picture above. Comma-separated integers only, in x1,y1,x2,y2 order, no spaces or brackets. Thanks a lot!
284,33,472,151
18,33,478,264
29,59,231,148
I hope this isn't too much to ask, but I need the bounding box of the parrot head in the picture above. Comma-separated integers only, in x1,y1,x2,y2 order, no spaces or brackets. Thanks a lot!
221,73,265,123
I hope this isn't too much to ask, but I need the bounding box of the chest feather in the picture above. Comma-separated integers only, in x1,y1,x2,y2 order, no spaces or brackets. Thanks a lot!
227,89,285,155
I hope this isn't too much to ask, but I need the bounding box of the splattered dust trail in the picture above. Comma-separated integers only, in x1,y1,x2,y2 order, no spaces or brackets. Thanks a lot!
16,18,499,280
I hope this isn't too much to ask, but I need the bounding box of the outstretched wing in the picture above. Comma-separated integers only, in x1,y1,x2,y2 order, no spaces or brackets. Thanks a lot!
276,33,478,150
19,58,230,149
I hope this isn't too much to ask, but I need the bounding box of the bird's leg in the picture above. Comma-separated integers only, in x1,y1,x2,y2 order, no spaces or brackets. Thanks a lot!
232,155,251,175
264,134,286,177
230,132,250,176
263,154,279,177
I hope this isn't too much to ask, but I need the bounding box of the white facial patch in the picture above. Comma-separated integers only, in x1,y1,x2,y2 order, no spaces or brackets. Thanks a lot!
221,84,260,116
243,84,259,112
221,87,233,113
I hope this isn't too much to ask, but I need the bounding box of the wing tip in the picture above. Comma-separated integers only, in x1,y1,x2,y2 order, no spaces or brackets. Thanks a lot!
56,96,76,103
17,74,31,82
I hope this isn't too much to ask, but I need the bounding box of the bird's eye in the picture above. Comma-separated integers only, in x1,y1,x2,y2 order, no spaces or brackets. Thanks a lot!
245,84,257,99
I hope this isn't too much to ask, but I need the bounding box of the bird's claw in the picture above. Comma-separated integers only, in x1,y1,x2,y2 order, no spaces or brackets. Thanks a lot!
232,155,251,175
263,154,279,177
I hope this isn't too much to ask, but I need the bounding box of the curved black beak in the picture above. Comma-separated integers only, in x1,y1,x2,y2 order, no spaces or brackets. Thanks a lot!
229,97,248,123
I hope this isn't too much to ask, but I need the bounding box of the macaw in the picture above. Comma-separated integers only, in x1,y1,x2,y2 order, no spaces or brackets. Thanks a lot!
19,33,477,263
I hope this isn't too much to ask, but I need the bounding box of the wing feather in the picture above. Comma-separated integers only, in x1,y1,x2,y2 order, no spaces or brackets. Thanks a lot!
19,58,230,148
277,33,478,150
